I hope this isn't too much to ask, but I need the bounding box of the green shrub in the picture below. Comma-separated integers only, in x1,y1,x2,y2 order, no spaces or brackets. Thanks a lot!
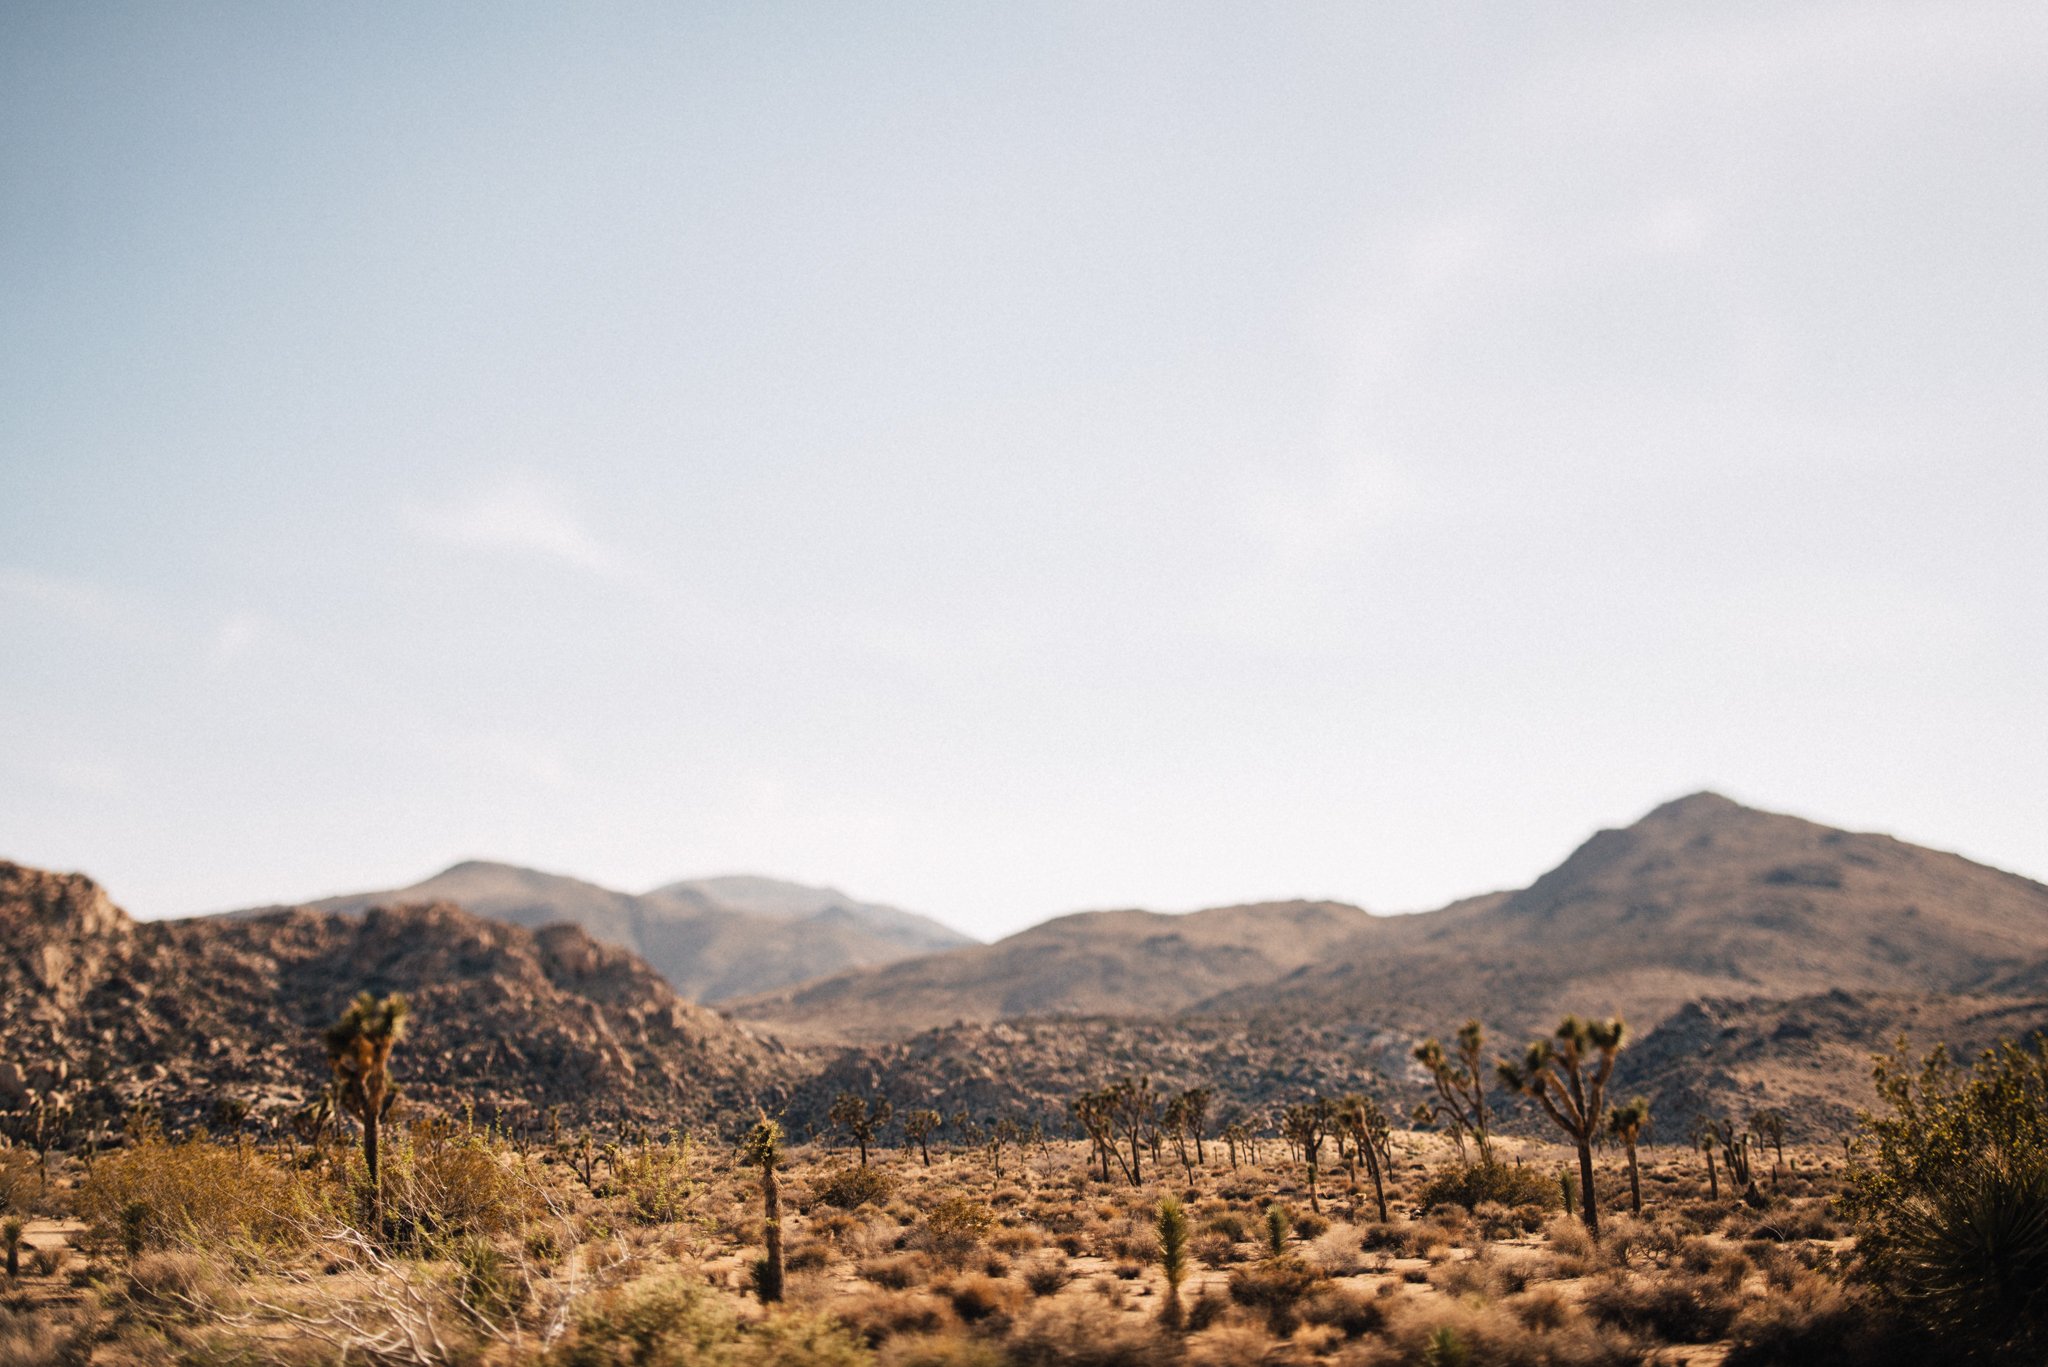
1841,1035,2048,1358
77,1138,332,1254
613,1136,696,1224
814,1166,899,1211
1416,1161,1563,1215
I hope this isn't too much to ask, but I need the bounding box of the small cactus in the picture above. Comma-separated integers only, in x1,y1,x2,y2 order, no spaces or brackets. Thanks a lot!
1264,1206,1288,1258
1156,1197,1189,1329
2,1216,22,1279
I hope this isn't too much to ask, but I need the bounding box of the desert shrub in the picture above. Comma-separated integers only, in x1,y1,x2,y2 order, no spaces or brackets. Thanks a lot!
1292,1210,1331,1239
1724,1273,1919,1367
0,1150,40,1216
1307,1224,1366,1276
875,1334,1006,1367
835,1291,956,1348
125,1251,232,1317
860,1254,932,1290
1183,1324,1268,1367
1417,1161,1564,1216
1581,1271,1738,1343
1023,1257,1070,1297
1345,1292,1640,1367
1840,1036,2048,1358
611,1136,696,1225
29,1244,66,1278
788,1243,833,1272
941,1276,1021,1325
78,1138,331,1254
1204,1213,1247,1242
554,1277,871,1366
1190,1232,1236,1268
1228,1259,1325,1335
1508,1284,1576,1332
383,1121,534,1238
918,1200,994,1261
453,1239,529,1325
1185,1287,1228,1333
1300,1284,1389,1338
1004,1297,1176,1367
1544,1215,1594,1260
990,1226,1042,1255
0,1306,58,1367
817,1168,900,1211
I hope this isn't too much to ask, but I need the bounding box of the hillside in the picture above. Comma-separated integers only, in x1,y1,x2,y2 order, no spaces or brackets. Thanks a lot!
728,899,1381,1044
1200,792,2048,1040
1,860,799,1137
257,861,973,1003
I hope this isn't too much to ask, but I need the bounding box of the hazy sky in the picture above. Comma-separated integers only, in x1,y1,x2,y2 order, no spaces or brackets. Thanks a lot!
5,2,2045,940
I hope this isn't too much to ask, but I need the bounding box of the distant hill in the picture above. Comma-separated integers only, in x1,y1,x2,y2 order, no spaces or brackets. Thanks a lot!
1199,792,2048,1039
245,862,974,1004
0,861,798,1135
731,793,2048,1053
727,899,1380,1044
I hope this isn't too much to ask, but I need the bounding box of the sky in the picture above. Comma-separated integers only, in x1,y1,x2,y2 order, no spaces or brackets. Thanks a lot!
4,2,2046,941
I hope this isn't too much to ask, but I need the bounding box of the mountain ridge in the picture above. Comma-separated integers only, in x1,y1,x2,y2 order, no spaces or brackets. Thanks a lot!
227,861,974,1004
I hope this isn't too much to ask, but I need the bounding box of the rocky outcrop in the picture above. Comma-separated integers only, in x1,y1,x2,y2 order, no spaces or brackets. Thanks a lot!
0,862,801,1140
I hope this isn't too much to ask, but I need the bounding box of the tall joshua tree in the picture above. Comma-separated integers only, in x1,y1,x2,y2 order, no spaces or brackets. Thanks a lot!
1281,1099,1334,1214
741,1114,784,1302
1106,1077,1157,1188
1180,1087,1213,1167
1338,1095,1394,1223
1414,1020,1496,1165
324,991,409,1225
1606,1096,1652,1215
903,1109,942,1168
829,1092,893,1167
1498,1015,1625,1237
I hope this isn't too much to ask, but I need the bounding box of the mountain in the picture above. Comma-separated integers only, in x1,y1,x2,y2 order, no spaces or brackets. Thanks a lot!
1,860,798,1136
1198,792,2048,1040
259,862,974,1003
730,793,2048,1051
727,899,1381,1044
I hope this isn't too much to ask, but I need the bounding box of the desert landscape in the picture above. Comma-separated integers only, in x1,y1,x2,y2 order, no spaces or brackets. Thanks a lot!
4,794,2046,1364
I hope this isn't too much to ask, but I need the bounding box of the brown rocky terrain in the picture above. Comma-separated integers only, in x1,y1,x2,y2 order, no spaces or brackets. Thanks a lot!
0,861,800,1140
728,899,1380,1045
242,860,974,1004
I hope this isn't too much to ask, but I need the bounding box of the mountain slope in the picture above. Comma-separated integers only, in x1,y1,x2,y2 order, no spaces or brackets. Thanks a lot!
730,793,2048,1049
263,862,974,1003
2,860,797,1135
1201,792,2048,1039
727,899,1382,1044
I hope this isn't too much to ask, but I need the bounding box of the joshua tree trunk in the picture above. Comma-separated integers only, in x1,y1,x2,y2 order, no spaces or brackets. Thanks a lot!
762,1157,783,1301
1575,1141,1597,1232
1624,1139,1641,1214
1363,1139,1389,1223
1705,1146,1719,1199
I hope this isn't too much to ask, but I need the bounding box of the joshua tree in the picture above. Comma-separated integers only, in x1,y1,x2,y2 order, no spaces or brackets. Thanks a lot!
1606,1096,1652,1215
1712,1116,1755,1192
1180,1087,1212,1166
1281,1100,1333,1213
741,1113,784,1302
1750,1108,1787,1185
1687,1116,1721,1199
1072,1090,1123,1183
2,1217,21,1279
1156,1197,1190,1330
986,1117,1018,1181
1337,1095,1394,1222
212,1096,251,1155
1106,1077,1158,1187
1497,1015,1626,1237
829,1092,893,1167
1263,1206,1288,1258
903,1109,942,1167
1221,1122,1247,1174
1413,1020,1496,1165
324,991,409,1224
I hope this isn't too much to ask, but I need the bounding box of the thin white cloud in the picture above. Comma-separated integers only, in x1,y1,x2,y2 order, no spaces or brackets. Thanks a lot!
404,476,627,579
210,613,262,664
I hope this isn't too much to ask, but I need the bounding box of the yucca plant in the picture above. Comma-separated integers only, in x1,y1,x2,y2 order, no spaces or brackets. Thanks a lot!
1413,1020,1496,1166
828,1091,892,1167
2,1216,21,1279
1157,1196,1190,1329
903,1108,942,1168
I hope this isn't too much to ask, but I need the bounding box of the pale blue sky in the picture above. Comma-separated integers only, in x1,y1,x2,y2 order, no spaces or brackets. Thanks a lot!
5,2,2045,939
